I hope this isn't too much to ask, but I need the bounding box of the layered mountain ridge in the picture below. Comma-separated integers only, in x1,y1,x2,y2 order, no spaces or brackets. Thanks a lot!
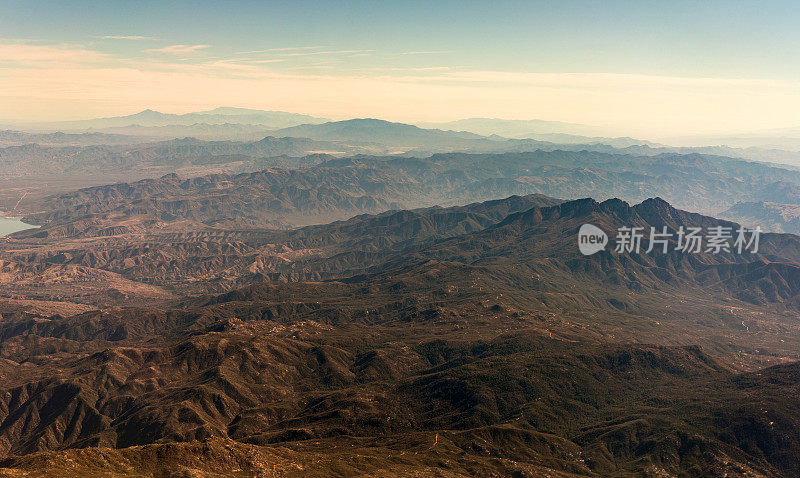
7,109,800,474
4,193,800,475
15,150,800,237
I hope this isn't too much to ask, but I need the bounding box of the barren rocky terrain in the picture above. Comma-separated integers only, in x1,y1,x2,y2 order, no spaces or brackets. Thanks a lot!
4,189,800,475
4,117,800,475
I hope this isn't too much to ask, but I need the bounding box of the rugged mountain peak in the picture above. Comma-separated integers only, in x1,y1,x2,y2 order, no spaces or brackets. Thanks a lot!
635,196,670,209
597,198,632,216
495,196,726,236
130,109,166,119
496,197,602,228
631,197,678,225
559,197,604,217
521,197,633,223
159,172,182,182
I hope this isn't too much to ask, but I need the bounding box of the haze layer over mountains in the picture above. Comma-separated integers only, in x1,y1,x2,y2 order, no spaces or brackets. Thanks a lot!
5,108,800,234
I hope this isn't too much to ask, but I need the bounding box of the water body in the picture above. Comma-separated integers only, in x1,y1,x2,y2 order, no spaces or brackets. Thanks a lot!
0,216,38,236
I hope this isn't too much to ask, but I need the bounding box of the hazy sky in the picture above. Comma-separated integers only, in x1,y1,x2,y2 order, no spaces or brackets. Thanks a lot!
1,0,799,137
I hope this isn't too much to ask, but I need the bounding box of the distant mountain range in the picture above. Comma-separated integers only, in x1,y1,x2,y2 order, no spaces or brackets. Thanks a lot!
0,129,158,146
19,149,800,238
5,117,800,167
7,108,800,165
7,107,800,155
273,118,487,148
665,125,800,151
6,110,800,237
420,117,605,138
19,107,329,131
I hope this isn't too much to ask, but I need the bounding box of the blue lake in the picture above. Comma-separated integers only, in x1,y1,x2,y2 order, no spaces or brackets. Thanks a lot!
0,216,38,236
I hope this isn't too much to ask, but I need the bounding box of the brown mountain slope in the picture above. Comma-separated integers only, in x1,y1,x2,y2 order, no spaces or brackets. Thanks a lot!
0,278,795,476
4,196,800,475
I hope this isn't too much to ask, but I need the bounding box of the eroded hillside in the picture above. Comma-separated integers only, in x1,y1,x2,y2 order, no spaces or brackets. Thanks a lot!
3,194,800,475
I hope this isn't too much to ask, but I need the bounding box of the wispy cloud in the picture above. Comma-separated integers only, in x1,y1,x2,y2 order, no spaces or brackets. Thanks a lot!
291,65,335,70
239,46,325,54
268,46,326,52
102,35,153,41
4,40,800,136
0,42,109,67
277,49,373,57
401,50,450,55
385,66,451,72
431,70,795,89
143,44,210,54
